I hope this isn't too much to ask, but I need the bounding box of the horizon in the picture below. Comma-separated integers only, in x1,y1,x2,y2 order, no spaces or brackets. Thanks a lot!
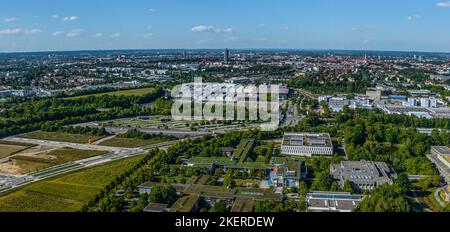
1,47,450,56
1,0,450,53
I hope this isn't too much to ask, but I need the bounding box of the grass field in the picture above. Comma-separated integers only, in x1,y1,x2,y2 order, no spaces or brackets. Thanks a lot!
0,142,36,159
19,131,104,144
98,137,170,148
12,148,108,174
0,156,143,212
64,87,156,100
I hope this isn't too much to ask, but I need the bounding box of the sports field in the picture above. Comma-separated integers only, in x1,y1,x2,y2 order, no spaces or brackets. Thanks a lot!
64,87,156,99
0,156,143,212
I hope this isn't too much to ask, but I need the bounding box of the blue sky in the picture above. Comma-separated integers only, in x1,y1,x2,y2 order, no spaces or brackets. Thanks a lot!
1,0,450,52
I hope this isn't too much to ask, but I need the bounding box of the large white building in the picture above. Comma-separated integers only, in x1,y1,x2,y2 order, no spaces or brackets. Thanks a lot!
281,133,333,157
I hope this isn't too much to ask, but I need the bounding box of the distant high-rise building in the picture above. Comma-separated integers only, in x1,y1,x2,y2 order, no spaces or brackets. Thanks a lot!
224,48,229,63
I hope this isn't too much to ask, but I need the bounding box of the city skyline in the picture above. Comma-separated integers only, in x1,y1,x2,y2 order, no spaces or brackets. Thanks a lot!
1,0,450,52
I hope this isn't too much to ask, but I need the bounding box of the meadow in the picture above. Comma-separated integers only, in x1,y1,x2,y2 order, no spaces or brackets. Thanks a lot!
19,131,104,144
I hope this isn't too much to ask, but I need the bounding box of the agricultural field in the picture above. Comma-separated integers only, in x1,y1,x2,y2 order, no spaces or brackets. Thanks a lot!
0,156,143,212
98,137,170,148
11,148,108,174
65,87,156,100
19,131,104,144
0,142,35,160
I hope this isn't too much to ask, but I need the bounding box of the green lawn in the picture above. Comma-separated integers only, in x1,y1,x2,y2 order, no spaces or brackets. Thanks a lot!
0,156,143,212
99,137,169,148
65,87,156,100
19,131,104,144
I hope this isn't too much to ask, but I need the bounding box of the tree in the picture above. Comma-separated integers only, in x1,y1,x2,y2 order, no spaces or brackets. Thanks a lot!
209,200,229,212
148,186,177,205
356,184,411,212
223,171,236,188
342,180,357,194
395,173,411,195
311,173,334,191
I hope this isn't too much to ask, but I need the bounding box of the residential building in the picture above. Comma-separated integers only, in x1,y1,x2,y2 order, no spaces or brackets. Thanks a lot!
330,161,397,191
306,191,365,212
281,133,333,157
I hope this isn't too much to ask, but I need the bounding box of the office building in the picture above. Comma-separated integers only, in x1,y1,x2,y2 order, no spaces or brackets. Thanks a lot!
330,161,397,191
428,146,450,184
281,133,333,157
224,48,230,63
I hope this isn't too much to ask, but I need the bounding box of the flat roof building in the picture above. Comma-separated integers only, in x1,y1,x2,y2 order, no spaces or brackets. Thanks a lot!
430,146,450,183
281,133,333,157
143,203,168,212
306,191,365,212
330,161,397,191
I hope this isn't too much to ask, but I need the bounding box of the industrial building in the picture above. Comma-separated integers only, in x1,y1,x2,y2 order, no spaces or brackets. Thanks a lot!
281,133,333,157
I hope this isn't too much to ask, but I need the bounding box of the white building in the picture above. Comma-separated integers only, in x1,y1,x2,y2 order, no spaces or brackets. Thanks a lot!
281,133,333,157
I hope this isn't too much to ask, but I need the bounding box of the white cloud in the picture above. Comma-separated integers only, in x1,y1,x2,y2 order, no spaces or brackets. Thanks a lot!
52,31,64,36
0,28,42,36
110,32,121,38
406,15,422,21
93,33,103,38
224,36,239,42
191,25,233,33
143,33,153,38
437,2,450,8
66,29,83,37
148,8,156,12
363,39,370,44
62,16,79,22
52,15,60,19
283,26,289,31
3,17,20,23
257,23,265,27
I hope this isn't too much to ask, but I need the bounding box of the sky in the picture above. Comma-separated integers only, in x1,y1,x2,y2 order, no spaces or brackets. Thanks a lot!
1,0,450,53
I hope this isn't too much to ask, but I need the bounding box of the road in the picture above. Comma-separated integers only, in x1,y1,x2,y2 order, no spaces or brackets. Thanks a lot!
294,88,318,100
434,187,446,208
